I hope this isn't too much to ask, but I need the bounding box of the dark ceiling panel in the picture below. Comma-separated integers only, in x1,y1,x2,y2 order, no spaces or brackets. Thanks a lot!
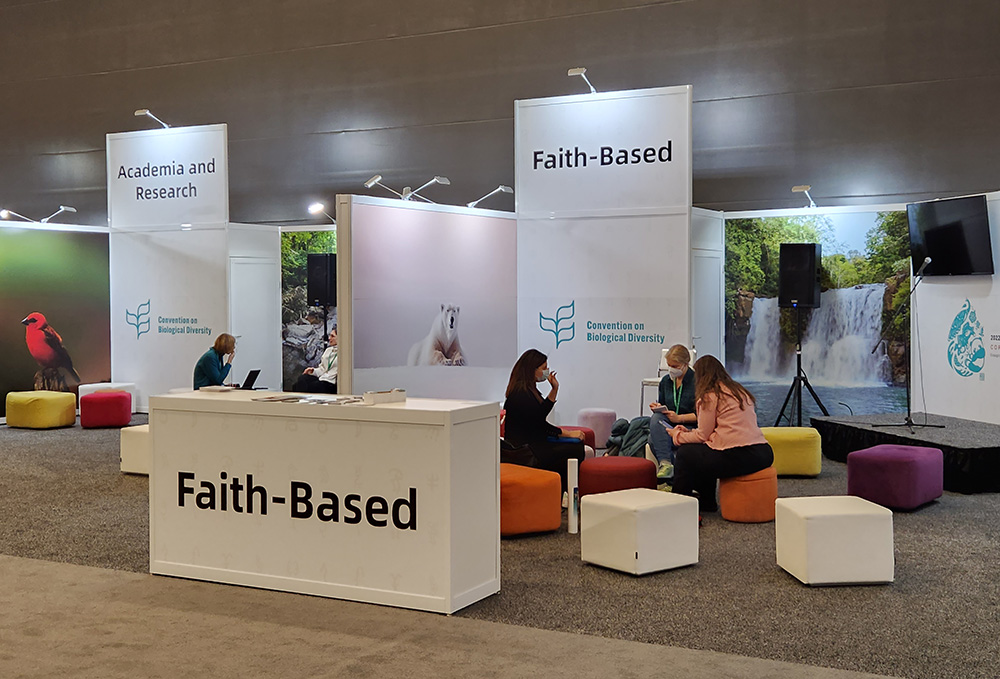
2,0,1000,225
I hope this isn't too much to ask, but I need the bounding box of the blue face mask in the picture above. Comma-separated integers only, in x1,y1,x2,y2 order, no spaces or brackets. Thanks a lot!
536,368,550,382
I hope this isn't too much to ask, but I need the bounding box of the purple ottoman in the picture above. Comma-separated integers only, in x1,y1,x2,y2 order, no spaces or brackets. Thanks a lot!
847,444,943,510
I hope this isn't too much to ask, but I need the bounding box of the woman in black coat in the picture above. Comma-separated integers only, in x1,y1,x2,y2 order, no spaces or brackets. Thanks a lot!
502,349,586,489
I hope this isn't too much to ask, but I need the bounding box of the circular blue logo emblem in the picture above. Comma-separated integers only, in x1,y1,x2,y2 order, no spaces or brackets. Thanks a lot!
947,299,985,377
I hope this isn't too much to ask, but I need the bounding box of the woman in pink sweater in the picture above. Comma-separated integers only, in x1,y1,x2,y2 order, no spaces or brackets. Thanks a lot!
668,355,773,512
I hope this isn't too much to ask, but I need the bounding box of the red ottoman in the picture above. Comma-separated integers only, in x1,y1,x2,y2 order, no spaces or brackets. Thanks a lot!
80,391,132,428
575,426,596,450
848,444,943,510
579,456,657,498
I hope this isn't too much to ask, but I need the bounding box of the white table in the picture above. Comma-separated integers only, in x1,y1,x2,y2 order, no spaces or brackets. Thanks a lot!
148,390,500,614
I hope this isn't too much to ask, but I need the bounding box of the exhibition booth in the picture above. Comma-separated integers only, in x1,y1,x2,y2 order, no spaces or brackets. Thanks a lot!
4,83,1000,612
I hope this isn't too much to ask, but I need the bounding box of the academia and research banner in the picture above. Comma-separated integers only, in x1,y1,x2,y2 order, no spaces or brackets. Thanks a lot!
107,124,229,228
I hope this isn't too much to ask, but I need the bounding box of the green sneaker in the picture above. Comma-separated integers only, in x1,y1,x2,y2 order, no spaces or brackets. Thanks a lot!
656,461,674,480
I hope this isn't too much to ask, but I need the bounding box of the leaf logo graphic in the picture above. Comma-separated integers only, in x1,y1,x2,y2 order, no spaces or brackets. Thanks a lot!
126,300,151,339
539,301,575,347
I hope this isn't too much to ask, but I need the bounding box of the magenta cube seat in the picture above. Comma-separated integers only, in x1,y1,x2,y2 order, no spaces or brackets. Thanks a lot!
80,390,132,429
847,444,943,510
579,456,657,498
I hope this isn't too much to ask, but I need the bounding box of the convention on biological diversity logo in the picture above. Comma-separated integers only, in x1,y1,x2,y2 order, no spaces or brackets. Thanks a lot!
947,299,986,377
126,300,151,339
540,301,576,347
539,300,666,349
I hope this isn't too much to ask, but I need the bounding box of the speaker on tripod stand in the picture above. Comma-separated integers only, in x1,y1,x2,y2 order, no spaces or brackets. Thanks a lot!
775,243,829,426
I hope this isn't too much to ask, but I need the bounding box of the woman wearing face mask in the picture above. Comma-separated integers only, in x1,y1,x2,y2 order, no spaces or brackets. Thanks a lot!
647,344,697,481
503,349,586,489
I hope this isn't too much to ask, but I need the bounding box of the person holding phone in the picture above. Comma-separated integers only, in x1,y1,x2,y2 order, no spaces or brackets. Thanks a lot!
668,355,773,513
503,349,586,489
648,344,697,481
193,333,236,389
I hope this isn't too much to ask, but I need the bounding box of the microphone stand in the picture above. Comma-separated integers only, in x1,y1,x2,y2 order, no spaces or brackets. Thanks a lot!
869,263,944,433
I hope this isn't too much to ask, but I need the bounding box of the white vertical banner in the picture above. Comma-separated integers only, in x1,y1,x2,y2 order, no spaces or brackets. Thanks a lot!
515,86,693,423
108,123,233,410
911,192,1000,424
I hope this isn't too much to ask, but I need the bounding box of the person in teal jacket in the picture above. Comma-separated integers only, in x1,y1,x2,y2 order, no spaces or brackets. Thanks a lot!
647,344,698,480
193,333,236,389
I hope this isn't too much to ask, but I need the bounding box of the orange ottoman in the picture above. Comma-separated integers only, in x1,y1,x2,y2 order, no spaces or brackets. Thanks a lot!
500,463,562,536
719,466,778,523
579,457,657,498
80,390,132,428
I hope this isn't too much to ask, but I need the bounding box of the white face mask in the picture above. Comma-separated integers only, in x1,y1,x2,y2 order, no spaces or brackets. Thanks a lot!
536,368,550,382
667,366,684,380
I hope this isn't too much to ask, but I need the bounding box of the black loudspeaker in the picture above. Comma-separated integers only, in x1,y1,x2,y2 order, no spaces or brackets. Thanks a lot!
307,253,336,306
778,243,821,308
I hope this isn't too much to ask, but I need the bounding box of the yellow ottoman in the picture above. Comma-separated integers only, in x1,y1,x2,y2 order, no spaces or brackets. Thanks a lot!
761,426,822,477
6,391,77,429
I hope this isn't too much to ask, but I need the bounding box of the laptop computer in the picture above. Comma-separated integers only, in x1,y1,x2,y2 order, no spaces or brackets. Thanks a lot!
239,369,261,390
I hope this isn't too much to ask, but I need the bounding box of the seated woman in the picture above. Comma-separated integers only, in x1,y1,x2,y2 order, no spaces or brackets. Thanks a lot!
503,349,586,489
193,333,236,389
647,344,697,480
668,355,773,512
292,327,338,394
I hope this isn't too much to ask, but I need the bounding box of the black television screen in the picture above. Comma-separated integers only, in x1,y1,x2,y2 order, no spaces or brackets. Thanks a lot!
907,195,994,276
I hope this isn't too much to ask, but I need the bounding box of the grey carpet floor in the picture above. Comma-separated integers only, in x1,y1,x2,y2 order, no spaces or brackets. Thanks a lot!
1,419,998,679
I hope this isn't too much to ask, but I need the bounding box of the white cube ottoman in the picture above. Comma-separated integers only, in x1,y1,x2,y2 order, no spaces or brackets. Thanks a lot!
581,488,698,575
79,382,138,413
776,495,894,585
120,424,150,475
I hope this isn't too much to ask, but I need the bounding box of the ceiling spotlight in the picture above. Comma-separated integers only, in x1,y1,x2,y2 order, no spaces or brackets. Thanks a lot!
40,205,77,223
403,176,451,203
180,223,193,231
134,108,170,129
363,174,404,198
567,67,597,94
467,185,514,208
308,202,335,223
0,208,35,222
792,185,817,208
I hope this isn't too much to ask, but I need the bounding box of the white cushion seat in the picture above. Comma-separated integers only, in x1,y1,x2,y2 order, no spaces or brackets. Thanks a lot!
581,488,698,575
775,495,894,585
120,424,151,475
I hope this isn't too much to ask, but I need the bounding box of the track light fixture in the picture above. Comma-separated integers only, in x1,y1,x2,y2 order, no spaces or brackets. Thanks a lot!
792,185,817,208
402,176,451,203
467,185,513,208
308,202,335,224
567,67,597,94
134,108,170,129
363,174,404,199
40,205,77,223
0,208,35,222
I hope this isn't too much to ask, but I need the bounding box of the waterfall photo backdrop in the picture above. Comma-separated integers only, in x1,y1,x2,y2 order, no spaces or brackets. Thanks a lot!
725,211,909,426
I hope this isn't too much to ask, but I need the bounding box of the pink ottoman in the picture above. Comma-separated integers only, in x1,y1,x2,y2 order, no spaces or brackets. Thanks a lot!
577,408,617,450
579,456,657,498
847,444,943,510
80,391,132,428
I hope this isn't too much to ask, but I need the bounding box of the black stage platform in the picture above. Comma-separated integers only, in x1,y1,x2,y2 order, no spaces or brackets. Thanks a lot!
811,412,1000,494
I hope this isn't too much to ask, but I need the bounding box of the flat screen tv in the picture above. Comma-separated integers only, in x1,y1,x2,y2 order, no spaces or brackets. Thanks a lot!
907,195,994,276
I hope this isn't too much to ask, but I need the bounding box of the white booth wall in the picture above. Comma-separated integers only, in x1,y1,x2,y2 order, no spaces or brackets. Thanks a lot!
514,85,695,424
911,190,1000,424
107,124,280,410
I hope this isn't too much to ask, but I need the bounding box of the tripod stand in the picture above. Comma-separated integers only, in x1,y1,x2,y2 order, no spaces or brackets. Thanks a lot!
870,267,944,433
775,306,829,426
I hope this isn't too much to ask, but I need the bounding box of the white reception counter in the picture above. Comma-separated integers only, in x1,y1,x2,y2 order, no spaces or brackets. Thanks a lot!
148,390,500,614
